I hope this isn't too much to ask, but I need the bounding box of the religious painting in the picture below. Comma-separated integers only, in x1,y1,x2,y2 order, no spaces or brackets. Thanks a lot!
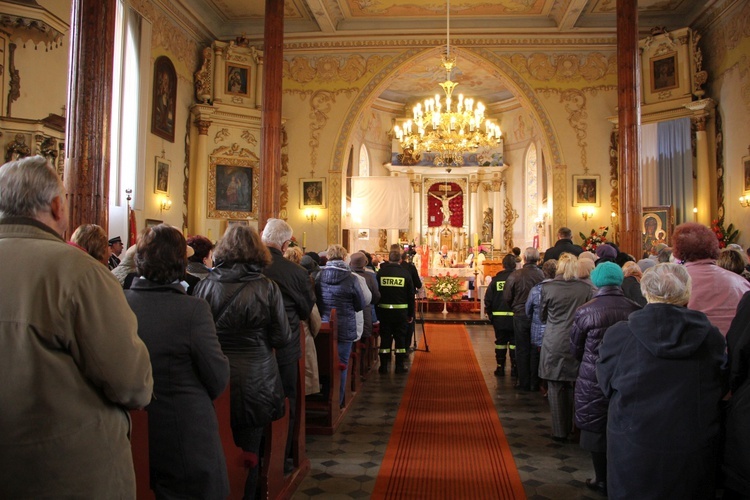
154,157,170,194
572,175,600,206
151,56,177,142
300,178,326,208
145,219,162,228
207,156,259,219
225,63,250,97
743,155,750,192
642,205,673,256
650,52,678,93
357,229,370,240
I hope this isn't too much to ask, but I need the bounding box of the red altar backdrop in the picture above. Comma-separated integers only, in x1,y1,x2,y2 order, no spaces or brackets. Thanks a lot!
427,182,463,227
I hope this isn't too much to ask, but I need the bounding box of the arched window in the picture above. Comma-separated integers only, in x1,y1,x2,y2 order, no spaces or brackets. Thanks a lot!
525,142,538,244
358,144,370,177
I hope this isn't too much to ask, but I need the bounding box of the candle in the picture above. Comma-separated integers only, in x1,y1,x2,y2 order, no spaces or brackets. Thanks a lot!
302,231,307,248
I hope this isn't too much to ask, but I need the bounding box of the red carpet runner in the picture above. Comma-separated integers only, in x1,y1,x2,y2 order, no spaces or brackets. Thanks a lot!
372,324,526,499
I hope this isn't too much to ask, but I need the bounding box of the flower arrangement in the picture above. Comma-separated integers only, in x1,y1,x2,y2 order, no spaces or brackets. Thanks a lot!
711,219,739,249
426,273,463,301
579,226,609,252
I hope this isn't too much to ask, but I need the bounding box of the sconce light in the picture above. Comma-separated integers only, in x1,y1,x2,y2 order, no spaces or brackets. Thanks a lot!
740,196,750,208
581,207,594,222
610,211,617,219
160,196,172,213
693,206,698,221
304,208,318,223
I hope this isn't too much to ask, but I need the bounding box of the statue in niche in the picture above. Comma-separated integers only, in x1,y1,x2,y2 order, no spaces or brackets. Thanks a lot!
397,146,420,166
194,46,213,103
6,133,30,162
482,207,493,242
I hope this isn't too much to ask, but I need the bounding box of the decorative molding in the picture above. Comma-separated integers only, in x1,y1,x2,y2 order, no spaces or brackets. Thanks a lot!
552,164,567,229
469,181,479,194
210,143,259,159
715,111,726,224
183,112,190,231
609,129,619,238
284,54,389,85
503,198,518,251
241,129,258,146
411,180,421,193
537,88,588,171
195,119,211,135
6,43,19,116
328,171,341,245
279,126,289,220
507,53,616,83
214,128,230,143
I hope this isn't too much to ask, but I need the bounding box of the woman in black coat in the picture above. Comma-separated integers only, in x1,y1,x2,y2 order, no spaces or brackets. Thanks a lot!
723,291,750,498
194,225,292,500
570,262,640,496
597,263,725,500
125,224,230,499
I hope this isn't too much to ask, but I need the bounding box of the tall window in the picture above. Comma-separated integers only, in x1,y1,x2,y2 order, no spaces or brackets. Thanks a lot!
358,144,370,177
110,2,150,217
525,142,538,243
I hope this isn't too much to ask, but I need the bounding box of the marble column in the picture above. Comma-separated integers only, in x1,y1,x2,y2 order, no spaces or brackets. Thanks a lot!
213,44,225,103
470,181,481,246
686,99,716,226
255,56,264,110
411,179,422,242
64,0,117,233
616,0,642,257
189,105,215,237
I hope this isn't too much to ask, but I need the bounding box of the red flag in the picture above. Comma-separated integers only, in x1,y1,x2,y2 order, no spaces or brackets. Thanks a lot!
128,207,137,247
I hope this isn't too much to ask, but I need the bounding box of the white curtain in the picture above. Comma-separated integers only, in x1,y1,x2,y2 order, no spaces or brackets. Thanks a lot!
657,118,693,223
351,176,411,229
640,123,659,206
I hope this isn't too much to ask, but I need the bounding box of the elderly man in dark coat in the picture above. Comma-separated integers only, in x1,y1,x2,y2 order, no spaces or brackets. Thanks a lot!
261,218,315,472
597,263,725,500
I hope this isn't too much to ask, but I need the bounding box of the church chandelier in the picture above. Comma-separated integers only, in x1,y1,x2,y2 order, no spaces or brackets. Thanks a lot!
392,0,501,167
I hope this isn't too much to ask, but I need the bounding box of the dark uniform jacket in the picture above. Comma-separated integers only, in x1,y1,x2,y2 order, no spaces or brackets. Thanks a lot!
484,269,514,330
376,261,415,318
263,247,315,365
400,261,422,290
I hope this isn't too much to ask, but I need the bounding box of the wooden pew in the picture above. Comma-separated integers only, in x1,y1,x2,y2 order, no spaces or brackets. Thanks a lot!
305,309,344,435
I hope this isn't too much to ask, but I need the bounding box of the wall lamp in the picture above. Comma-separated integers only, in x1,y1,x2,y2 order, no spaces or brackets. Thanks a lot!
581,207,594,222
304,208,318,223
160,196,172,213
740,196,750,208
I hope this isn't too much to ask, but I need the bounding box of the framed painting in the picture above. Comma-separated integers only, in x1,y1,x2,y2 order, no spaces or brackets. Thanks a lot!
744,155,750,192
642,205,673,256
154,157,170,194
572,175,600,206
151,56,177,142
650,52,679,93
300,178,326,209
226,63,251,97
207,156,259,219
357,229,370,240
220,218,250,235
145,218,162,228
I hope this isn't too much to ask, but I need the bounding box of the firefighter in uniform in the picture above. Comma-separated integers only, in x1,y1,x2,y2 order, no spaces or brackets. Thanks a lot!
484,253,518,376
376,248,415,374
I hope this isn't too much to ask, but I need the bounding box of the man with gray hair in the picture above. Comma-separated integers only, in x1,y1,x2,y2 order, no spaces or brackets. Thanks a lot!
504,247,545,391
0,156,153,497
261,217,315,472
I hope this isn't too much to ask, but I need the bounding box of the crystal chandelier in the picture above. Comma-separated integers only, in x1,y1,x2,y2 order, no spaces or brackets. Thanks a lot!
392,0,501,167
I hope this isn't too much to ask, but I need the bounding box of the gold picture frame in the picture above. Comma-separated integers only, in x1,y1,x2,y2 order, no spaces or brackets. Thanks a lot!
225,63,251,97
154,157,170,194
300,178,326,209
572,175,600,207
207,155,259,219
642,205,673,256
650,52,679,93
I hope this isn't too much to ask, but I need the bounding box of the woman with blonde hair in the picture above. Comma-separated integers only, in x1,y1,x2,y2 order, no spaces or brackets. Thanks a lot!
70,224,109,266
621,261,646,306
539,252,594,442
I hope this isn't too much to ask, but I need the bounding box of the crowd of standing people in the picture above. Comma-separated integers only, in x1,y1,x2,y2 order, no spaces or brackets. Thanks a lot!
484,225,750,499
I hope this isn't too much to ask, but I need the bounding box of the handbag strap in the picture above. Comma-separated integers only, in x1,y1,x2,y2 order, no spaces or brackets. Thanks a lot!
213,281,251,323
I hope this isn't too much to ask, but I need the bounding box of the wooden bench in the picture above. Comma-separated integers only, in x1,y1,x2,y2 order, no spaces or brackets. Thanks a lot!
305,309,344,435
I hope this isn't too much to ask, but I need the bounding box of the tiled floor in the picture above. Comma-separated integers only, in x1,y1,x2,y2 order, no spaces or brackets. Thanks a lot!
293,323,604,499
